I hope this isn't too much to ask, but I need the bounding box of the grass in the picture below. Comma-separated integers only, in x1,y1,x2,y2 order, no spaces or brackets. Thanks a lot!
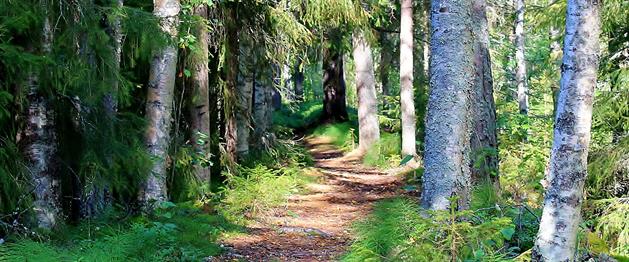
362,132,402,168
0,203,238,261
0,139,316,261
343,195,519,262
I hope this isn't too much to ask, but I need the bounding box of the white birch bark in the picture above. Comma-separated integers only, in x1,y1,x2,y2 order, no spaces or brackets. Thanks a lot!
352,32,380,152
514,0,528,115
23,12,60,229
252,54,275,148
399,0,416,157
142,0,180,204
421,0,475,211
236,34,254,156
533,0,600,260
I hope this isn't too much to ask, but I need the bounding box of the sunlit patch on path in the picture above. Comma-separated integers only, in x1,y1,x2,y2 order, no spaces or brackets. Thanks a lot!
218,136,402,261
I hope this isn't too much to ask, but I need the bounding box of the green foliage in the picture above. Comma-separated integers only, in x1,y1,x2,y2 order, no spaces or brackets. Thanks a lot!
311,121,358,151
0,203,232,261
218,141,313,222
343,197,517,262
586,199,629,257
362,132,401,168
273,101,323,129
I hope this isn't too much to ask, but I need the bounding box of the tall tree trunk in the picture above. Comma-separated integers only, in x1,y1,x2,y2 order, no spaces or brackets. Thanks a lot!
532,0,600,260
549,25,562,118
293,58,304,101
422,0,430,79
223,5,239,164
84,0,124,218
142,0,180,204
399,0,416,157
236,34,254,157
320,44,348,123
21,11,60,229
378,31,391,110
252,53,275,148
514,0,528,115
470,0,499,188
352,32,380,152
187,3,211,186
421,0,475,211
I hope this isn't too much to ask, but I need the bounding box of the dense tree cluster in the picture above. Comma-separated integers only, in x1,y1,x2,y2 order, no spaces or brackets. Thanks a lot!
0,0,627,260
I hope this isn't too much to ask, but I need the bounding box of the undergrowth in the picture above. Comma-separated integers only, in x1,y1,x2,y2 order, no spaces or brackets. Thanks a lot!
218,139,314,223
362,132,402,168
0,202,237,261
342,197,518,262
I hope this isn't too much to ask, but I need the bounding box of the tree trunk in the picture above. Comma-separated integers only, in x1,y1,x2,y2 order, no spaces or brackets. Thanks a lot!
514,0,528,115
399,0,416,157
293,58,304,101
142,0,180,204
84,0,124,218
320,45,348,123
378,32,391,110
422,0,430,79
352,32,380,152
252,54,275,148
236,34,254,157
532,0,600,260
21,12,60,229
187,3,211,186
470,0,499,188
549,25,562,118
421,0,475,211
224,5,239,164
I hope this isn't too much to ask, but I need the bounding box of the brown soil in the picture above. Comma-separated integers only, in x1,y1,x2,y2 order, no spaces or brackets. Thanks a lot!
217,136,403,261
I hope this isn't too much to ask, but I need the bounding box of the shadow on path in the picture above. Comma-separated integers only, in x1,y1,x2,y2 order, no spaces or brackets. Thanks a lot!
217,136,402,261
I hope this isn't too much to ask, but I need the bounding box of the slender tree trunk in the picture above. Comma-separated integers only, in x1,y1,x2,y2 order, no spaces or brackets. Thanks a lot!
399,0,416,157
321,44,348,123
421,0,475,211
236,34,254,157
293,58,304,101
104,0,123,116
84,0,124,218
549,25,562,118
514,0,528,115
187,3,211,186
532,1,600,260
470,0,499,188
21,11,60,229
224,5,239,164
422,0,430,79
379,32,391,110
352,32,380,152
142,0,180,204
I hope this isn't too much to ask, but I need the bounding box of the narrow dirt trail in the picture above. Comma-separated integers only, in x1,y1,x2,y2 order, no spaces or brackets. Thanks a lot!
218,136,402,261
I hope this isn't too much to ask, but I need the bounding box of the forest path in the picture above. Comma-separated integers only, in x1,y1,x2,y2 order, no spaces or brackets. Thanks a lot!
218,136,403,261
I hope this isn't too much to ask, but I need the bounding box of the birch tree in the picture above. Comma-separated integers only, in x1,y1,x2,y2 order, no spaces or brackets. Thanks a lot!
533,0,601,260
142,0,180,204
421,0,475,210
514,0,528,115
21,9,60,229
352,32,380,152
236,33,254,157
399,0,416,157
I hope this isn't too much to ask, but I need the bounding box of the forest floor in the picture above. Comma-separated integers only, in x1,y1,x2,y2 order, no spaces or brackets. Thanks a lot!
217,136,404,261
